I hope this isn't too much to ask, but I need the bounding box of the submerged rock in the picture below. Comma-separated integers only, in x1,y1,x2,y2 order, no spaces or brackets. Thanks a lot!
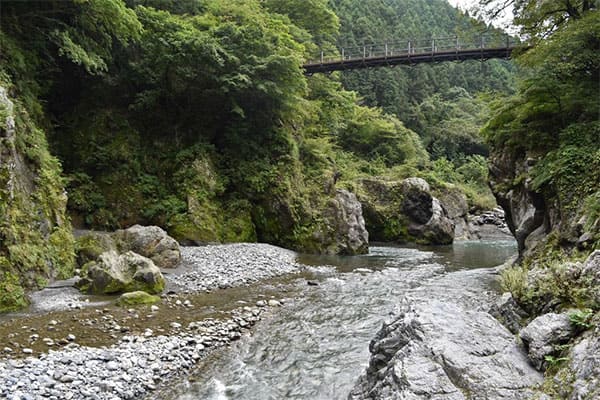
349,300,542,399
76,251,165,295
519,312,577,371
114,225,181,268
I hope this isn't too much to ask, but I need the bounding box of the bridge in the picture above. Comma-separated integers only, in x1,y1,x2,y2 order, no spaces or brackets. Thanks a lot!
303,35,519,74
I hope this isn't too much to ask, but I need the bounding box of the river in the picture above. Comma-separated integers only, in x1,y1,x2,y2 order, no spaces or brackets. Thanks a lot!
166,240,517,400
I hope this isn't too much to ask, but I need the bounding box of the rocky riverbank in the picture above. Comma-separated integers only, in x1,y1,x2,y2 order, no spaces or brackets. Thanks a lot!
0,243,302,400
349,266,544,399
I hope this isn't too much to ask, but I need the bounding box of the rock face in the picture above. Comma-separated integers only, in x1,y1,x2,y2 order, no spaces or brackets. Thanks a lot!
76,251,165,294
401,178,454,245
581,250,600,305
357,177,454,245
489,151,548,258
349,300,542,399
489,147,598,258
519,312,577,371
0,85,75,311
488,292,528,334
568,325,600,399
315,189,369,255
114,225,181,268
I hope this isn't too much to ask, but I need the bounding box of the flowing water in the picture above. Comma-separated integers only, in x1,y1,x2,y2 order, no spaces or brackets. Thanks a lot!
169,240,516,400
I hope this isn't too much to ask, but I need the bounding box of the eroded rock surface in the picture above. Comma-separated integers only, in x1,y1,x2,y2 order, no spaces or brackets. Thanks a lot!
488,292,528,334
349,299,542,400
568,325,600,399
314,189,369,255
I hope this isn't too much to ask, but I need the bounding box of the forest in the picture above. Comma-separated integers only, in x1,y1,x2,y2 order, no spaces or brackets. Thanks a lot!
0,0,599,398
0,0,597,303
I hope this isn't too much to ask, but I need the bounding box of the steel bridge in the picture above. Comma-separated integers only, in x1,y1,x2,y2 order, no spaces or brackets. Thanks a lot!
303,35,519,74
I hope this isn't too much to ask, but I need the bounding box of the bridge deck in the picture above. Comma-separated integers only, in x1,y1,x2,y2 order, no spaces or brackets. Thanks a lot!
303,46,516,74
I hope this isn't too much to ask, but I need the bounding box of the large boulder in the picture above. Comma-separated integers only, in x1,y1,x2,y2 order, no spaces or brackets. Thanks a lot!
76,251,165,294
349,300,542,399
437,186,471,240
356,177,455,245
519,312,577,371
401,178,454,245
314,189,369,255
114,225,181,268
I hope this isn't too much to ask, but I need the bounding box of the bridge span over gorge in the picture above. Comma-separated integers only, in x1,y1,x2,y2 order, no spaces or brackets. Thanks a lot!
303,34,520,74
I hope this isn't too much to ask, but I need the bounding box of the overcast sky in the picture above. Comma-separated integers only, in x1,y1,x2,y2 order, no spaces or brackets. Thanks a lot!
446,0,516,32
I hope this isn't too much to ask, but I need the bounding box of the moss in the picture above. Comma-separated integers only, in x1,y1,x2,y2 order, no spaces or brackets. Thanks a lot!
116,291,161,306
74,233,114,267
0,82,75,312
0,271,29,313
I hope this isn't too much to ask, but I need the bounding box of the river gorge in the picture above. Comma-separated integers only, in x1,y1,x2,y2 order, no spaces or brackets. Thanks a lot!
1,239,533,399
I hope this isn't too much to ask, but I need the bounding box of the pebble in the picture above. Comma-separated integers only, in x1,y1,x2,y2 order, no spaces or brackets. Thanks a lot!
0,244,296,399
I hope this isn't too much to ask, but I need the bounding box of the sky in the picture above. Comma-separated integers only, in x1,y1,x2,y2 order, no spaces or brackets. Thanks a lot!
446,0,516,32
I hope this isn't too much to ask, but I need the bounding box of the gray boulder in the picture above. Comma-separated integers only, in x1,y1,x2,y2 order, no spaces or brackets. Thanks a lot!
76,251,165,294
489,292,528,334
349,300,542,399
401,178,455,245
581,250,600,305
568,325,600,399
519,312,577,370
317,189,369,255
114,225,181,268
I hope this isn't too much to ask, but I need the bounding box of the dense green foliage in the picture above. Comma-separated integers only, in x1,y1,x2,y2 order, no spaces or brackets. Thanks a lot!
484,10,600,247
0,0,519,310
329,0,516,160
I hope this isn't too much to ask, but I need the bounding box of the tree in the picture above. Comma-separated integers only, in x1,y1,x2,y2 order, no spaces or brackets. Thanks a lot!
478,0,598,39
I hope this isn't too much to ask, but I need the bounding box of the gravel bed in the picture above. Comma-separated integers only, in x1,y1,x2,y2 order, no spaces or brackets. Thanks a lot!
0,306,270,400
171,243,303,292
0,243,301,399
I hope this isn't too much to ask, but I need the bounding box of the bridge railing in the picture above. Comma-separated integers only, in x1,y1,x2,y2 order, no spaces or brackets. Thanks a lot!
308,34,518,65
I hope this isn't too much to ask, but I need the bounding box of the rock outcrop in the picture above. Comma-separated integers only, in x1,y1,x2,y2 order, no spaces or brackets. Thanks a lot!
357,177,455,245
75,225,182,269
401,178,454,245
581,250,600,305
76,251,165,295
567,324,600,399
314,189,369,255
349,300,542,399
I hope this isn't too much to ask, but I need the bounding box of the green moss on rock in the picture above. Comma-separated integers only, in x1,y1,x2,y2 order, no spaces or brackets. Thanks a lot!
116,291,161,306
0,84,75,312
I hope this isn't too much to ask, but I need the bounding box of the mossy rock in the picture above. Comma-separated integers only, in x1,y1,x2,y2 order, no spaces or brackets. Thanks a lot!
75,232,116,267
76,251,165,295
116,291,161,306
